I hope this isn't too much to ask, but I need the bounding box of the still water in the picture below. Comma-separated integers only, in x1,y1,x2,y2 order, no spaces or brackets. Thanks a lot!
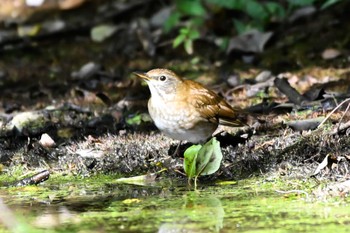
0,176,349,233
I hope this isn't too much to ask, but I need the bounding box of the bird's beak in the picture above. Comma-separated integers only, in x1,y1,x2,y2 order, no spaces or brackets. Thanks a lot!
133,72,151,81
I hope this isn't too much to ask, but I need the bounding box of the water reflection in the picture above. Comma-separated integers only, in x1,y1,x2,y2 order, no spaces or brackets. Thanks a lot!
33,206,80,228
0,181,350,232
158,195,224,233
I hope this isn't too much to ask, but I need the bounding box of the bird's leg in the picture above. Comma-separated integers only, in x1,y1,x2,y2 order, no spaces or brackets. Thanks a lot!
172,141,182,156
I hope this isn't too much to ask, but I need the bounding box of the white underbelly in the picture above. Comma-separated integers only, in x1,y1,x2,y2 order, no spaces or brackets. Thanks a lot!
148,99,217,143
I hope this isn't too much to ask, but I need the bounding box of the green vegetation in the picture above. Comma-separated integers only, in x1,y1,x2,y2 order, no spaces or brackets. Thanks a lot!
166,0,344,54
126,113,152,126
183,137,223,189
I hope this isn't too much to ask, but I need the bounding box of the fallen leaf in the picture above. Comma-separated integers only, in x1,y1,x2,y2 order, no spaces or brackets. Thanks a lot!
122,198,141,204
312,154,330,176
227,30,273,53
287,117,325,131
288,6,316,22
91,24,118,42
322,48,341,60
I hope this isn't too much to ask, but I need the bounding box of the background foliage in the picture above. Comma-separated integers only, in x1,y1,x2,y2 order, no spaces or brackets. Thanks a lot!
166,0,344,54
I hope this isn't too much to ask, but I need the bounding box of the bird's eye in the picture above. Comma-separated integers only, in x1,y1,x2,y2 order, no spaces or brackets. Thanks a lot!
159,76,167,81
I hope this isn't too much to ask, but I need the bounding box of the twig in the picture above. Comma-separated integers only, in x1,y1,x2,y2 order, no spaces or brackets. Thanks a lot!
7,170,50,187
331,120,350,135
337,101,350,132
317,98,350,129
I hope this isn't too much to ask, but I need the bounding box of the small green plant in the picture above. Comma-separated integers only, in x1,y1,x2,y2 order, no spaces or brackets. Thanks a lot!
173,27,200,55
126,113,151,126
165,0,345,54
164,0,204,54
183,137,223,189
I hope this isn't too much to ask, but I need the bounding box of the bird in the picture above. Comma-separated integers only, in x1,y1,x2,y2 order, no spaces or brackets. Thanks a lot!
133,68,247,144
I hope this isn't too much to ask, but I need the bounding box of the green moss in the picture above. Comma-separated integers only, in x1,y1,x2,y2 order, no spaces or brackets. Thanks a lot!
0,174,349,233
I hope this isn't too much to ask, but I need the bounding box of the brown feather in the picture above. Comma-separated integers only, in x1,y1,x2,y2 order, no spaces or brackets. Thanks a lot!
182,80,246,127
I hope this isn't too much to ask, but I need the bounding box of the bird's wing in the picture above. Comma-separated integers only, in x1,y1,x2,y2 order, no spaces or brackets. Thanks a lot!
186,80,246,127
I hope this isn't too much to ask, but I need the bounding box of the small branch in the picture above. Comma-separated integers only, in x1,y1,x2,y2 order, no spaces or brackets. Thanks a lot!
7,170,50,187
330,120,350,135
337,101,350,132
317,98,350,129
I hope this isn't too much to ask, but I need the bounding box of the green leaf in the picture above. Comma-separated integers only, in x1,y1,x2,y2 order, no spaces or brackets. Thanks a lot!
188,29,200,40
184,145,202,178
183,196,224,231
184,39,194,54
191,17,205,27
173,33,186,48
179,27,190,34
233,19,249,34
196,137,223,176
245,0,268,21
164,12,181,32
205,0,245,10
176,0,206,16
126,114,141,125
265,2,286,19
190,56,200,65
196,141,214,175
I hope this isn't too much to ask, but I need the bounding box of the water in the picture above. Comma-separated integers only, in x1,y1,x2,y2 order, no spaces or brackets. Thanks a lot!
0,176,349,233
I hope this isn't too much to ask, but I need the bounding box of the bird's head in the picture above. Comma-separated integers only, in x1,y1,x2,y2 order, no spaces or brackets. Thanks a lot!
134,68,183,101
